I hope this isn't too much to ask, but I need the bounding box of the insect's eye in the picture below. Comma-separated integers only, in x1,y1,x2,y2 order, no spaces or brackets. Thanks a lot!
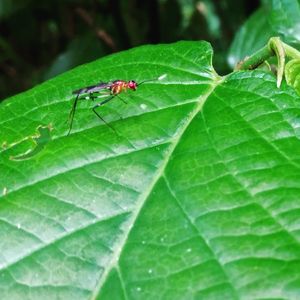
129,80,137,90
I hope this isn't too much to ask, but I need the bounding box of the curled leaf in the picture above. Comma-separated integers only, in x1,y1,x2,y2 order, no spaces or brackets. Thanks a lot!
285,58,300,95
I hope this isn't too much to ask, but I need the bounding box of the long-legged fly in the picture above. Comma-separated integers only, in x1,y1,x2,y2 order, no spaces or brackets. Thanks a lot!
67,75,166,135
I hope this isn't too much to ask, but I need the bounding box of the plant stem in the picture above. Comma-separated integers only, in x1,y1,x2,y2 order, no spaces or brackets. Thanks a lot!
235,45,274,70
282,41,300,59
235,37,300,88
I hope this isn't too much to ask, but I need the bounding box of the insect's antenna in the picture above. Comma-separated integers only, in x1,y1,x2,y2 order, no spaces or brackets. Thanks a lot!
137,78,156,86
137,74,167,86
67,92,80,135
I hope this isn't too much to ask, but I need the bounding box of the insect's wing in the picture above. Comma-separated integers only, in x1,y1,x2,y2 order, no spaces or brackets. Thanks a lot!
72,88,85,95
72,82,112,95
93,82,112,92
72,84,98,95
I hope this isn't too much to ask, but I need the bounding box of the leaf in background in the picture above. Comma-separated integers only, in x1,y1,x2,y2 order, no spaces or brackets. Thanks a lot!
0,0,32,19
229,0,300,68
176,0,195,28
263,0,300,45
43,34,107,81
228,8,275,68
285,58,300,95
1,41,300,299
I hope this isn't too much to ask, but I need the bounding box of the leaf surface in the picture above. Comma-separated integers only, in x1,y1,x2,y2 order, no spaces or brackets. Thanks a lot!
1,41,300,300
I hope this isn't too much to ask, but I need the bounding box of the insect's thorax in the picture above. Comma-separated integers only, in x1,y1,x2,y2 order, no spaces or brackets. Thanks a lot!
110,80,128,95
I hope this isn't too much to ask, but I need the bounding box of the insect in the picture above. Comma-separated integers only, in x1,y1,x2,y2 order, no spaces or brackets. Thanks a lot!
67,77,161,135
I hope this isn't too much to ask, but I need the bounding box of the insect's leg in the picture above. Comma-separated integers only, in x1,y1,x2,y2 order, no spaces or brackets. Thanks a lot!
81,93,96,101
67,93,80,136
81,92,106,101
92,95,116,131
89,93,96,101
90,91,111,101
117,95,128,104
67,92,110,135
94,94,126,120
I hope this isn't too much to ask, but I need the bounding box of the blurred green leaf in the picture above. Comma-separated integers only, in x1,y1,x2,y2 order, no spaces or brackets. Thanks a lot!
0,0,32,18
285,58,300,95
229,0,300,68
228,8,275,68
1,41,300,299
176,0,194,28
43,35,107,81
263,0,300,44
200,0,221,39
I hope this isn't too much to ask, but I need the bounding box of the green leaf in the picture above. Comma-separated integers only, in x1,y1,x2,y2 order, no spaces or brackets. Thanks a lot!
0,0,32,19
263,0,300,44
228,8,275,68
43,35,107,81
1,41,300,299
285,58,300,95
229,0,300,68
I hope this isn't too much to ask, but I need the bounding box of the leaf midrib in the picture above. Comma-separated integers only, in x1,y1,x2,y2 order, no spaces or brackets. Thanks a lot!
90,77,223,299
0,78,221,274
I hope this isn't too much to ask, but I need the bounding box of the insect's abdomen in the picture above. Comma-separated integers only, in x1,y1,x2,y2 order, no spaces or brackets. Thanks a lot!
111,81,127,95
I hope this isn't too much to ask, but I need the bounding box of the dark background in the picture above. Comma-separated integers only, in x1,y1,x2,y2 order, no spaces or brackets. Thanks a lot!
0,0,259,101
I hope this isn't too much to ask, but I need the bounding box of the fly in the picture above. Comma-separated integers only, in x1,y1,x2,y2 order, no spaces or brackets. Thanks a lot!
67,75,166,135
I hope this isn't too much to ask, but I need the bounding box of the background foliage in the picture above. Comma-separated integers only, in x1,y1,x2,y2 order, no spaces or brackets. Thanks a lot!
0,0,259,100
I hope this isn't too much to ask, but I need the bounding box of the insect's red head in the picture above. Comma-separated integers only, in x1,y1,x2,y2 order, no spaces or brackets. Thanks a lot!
128,80,137,91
